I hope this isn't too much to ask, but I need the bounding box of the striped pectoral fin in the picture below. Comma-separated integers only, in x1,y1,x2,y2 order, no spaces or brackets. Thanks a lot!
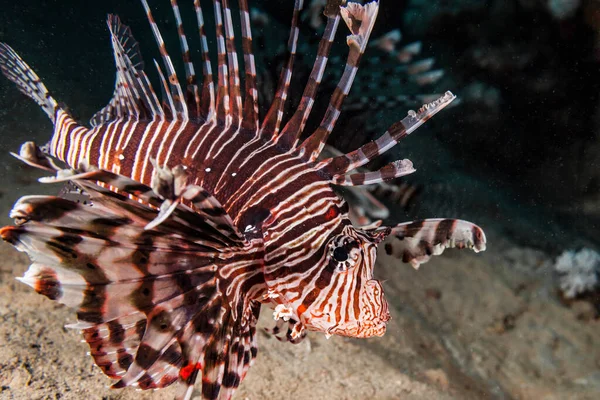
79,313,147,379
112,292,215,390
316,91,457,178
381,218,487,269
187,300,260,400
0,184,251,396
10,141,61,172
331,159,416,186
2,194,227,304
137,298,262,400
32,158,244,243
265,318,306,344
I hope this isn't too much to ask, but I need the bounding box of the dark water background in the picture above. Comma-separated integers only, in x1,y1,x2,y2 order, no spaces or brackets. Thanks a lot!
0,0,598,253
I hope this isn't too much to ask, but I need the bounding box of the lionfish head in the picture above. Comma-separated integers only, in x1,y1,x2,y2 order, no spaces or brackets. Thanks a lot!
303,224,392,338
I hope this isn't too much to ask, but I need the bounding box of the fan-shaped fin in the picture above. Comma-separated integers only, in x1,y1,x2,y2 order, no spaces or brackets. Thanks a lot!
1,170,263,398
81,313,147,379
112,289,216,388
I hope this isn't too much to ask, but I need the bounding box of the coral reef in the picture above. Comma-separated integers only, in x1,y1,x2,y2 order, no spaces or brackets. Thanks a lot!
554,248,600,298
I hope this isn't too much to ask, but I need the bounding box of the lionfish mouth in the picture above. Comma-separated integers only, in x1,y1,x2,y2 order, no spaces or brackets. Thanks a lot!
328,298,391,339
328,318,389,338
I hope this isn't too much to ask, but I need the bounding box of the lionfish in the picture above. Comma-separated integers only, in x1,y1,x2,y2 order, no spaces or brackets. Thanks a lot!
0,0,486,399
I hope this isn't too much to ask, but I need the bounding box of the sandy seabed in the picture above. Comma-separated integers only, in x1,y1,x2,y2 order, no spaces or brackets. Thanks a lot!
1,221,599,399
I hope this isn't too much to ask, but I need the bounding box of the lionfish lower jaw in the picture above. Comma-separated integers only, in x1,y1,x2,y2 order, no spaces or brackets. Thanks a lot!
329,319,388,338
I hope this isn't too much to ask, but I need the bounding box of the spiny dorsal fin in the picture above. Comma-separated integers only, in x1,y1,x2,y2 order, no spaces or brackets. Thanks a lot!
260,0,303,136
140,0,188,120
238,0,260,131
300,1,380,162
0,43,60,123
90,15,163,127
221,0,243,126
276,1,343,149
170,0,203,121
213,0,232,126
194,0,217,122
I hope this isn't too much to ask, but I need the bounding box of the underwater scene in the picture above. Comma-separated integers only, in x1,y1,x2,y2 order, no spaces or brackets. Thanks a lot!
0,0,598,399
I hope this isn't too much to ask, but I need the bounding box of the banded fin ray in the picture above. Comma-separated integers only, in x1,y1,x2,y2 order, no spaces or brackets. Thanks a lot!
174,300,260,400
300,2,380,161
238,0,260,130
276,3,342,148
193,0,217,121
261,0,303,136
141,0,188,120
221,0,243,126
316,91,457,183
170,0,202,121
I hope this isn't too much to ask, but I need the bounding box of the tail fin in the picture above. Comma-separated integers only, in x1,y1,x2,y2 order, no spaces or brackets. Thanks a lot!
0,43,59,123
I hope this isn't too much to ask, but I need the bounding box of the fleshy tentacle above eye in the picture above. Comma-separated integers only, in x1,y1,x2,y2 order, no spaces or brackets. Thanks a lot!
380,218,487,269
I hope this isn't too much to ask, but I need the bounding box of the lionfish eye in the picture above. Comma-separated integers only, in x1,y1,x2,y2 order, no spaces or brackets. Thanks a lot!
333,246,349,262
329,235,360,271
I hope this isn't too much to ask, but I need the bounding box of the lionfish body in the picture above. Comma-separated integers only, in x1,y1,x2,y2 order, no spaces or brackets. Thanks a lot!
0,1,486,399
